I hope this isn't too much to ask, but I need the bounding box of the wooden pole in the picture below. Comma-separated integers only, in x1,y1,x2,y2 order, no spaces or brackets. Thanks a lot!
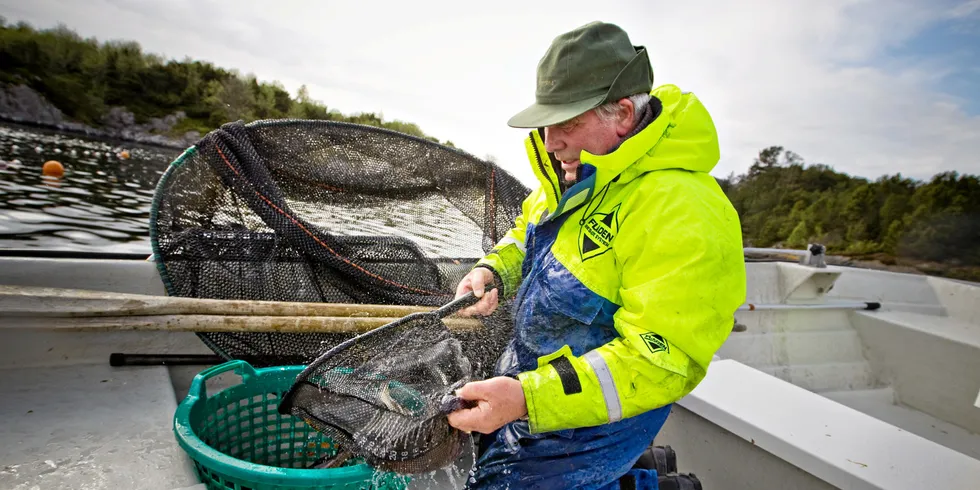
2,314,483,333
0,284,449,319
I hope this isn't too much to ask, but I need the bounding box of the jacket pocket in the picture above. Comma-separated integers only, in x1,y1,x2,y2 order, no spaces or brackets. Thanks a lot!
540,259,604,325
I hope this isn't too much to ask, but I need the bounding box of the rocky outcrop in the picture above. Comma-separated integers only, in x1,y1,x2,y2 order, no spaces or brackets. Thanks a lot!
0,84,201,149
0,84,66,125
99,106,201,148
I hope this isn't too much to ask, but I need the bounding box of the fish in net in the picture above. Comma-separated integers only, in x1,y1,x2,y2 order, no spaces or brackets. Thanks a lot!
278,290,489,474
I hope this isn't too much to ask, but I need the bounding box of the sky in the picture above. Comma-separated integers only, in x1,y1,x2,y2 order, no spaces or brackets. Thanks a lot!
2,0,979,187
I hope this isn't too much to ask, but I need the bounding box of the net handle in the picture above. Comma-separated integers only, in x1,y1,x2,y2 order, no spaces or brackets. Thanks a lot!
432,285,497,319
188,359,258,401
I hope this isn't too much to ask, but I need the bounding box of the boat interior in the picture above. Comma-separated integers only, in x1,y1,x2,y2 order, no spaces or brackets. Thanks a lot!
1,251,979,489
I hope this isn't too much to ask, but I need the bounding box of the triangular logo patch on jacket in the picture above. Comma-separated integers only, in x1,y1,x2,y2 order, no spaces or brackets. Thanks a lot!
579,204,619,261
640,333,670,354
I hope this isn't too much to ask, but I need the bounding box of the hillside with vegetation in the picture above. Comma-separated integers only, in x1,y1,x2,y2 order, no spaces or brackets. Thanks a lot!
720,146,980,281
0,19,452,145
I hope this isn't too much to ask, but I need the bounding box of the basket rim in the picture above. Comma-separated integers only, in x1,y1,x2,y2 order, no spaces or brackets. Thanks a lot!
173,363,382,485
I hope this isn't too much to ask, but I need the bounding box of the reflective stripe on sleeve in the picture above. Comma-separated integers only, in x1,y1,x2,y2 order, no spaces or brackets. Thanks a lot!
496,236,526,254
584,350,622,423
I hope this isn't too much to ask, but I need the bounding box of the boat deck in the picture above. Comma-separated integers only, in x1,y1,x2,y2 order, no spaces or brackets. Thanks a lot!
0,363,200,490
822,387,980,461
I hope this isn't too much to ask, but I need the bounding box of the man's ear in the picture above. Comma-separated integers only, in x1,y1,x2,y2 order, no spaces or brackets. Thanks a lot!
616,98,635,137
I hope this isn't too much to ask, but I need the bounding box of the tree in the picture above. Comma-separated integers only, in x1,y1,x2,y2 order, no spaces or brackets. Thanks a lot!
786,220,809,249
748,145,784,177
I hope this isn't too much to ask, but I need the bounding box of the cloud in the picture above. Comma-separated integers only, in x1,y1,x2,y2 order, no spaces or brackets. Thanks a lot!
1,0,977,185
623,0,980,180
948,0,980,18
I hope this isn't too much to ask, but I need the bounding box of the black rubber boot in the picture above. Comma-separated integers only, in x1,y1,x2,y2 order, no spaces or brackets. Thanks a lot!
632,445,677,475
657,473,702,490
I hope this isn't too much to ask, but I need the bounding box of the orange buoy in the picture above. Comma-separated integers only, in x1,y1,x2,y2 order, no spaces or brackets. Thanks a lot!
42,160,64,177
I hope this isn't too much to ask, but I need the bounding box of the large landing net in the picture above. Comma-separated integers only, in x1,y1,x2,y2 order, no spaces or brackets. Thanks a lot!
149,119,527,375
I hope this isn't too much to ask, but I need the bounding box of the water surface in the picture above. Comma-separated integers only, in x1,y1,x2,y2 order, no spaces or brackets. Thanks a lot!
0,124,487,258
0,124,177,253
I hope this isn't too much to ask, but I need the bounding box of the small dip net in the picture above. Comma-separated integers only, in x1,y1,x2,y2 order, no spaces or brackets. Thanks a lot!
278,292,486,474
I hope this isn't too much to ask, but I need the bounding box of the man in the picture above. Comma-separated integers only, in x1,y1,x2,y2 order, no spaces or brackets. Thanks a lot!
447,21,746,489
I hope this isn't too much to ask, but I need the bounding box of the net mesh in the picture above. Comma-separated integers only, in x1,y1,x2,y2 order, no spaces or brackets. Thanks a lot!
150,119,528,375
278,294,481,474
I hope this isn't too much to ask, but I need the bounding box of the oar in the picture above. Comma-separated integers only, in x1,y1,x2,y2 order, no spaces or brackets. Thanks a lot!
0,284,454,319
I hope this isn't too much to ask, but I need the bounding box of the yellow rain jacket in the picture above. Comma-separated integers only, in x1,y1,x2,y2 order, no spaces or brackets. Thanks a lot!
476,84,746,433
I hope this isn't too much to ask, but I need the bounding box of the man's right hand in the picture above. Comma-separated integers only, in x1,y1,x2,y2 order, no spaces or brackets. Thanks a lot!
454,267,498,317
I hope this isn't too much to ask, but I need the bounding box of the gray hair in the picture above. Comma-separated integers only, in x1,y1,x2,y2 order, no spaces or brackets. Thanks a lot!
594,93,651,124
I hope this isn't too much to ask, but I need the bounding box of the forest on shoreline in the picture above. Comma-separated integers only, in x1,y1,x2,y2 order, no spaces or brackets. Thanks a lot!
721,146,979,280
0,20,452,146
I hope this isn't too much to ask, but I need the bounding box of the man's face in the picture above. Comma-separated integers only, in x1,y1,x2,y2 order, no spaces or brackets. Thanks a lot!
543,102,632,183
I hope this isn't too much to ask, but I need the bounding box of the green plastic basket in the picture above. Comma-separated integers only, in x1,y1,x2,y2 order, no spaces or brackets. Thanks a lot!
174,360,410,490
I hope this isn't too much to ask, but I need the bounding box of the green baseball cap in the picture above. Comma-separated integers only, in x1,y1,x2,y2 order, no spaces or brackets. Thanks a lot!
507,21,654,129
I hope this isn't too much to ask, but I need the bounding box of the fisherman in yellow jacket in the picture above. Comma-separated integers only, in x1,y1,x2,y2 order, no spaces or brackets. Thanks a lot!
447,21,747,489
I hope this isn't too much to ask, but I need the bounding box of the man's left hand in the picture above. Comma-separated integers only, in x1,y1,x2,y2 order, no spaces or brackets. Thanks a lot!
447,377,528,434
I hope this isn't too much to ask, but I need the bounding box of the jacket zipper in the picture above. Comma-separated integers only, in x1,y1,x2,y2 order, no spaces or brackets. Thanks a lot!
530,130,560,207
513,131,561,313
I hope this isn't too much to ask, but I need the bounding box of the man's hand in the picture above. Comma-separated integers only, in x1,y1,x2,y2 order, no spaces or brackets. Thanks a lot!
454,267,498,317
447,377,527,434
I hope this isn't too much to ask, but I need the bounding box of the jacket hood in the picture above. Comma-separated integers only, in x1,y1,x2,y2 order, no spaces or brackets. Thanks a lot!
581,84,720,189
523,84,720,220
